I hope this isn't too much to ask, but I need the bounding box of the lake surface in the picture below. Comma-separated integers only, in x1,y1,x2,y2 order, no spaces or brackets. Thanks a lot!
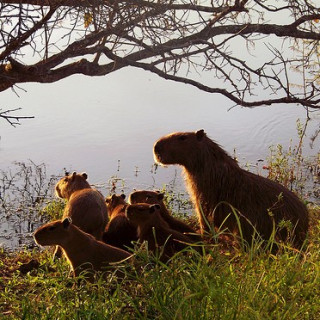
1,68,319,249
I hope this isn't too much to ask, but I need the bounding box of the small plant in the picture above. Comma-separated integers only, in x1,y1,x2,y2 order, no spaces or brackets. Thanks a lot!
0,161,63,250
157,170,194,219
265,119,319,200
106,175,126,195
0,161,58,214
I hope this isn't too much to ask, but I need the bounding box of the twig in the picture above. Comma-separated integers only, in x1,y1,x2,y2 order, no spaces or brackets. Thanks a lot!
0,107,35,127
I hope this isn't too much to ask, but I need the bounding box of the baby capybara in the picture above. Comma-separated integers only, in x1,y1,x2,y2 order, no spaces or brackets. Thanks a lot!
54,172,108,257
103,194,138,250
34,218,131,281
128,190,201,242
153,129,309,248
125,203,198,261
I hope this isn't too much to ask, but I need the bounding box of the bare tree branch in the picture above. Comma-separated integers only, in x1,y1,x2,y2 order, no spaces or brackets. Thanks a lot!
1,0,320,109
0,108,35,126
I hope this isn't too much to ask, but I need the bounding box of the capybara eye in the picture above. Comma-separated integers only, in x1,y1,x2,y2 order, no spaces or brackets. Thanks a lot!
179,135,187,141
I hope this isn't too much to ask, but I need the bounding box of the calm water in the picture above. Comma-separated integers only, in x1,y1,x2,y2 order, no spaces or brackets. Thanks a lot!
1,68,319,249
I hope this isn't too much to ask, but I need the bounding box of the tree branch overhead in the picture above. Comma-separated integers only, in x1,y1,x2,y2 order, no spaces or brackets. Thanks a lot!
0,0,320,109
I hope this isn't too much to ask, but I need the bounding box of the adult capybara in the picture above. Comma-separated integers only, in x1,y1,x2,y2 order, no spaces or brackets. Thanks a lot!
128,190,201,242
153,129,309,248
34,218,131,281
54,172,108,257
125,203,199,261
103,194,138,250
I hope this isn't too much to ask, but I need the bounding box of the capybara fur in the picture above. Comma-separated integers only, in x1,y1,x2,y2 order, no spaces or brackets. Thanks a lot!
54,172,108,257
128,190,201,242
103,194,138,250
34,218,131,281
125,203,199,261
153,129,309,248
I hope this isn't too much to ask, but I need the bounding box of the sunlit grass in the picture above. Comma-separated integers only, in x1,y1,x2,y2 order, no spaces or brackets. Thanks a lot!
1,206,320,320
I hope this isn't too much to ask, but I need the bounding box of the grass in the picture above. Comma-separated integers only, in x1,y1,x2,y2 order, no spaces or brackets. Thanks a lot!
1,127,319,319
1,213,320,319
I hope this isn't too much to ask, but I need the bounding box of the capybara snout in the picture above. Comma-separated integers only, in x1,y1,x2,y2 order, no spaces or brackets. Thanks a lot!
153,130,205,166
34,218,71,247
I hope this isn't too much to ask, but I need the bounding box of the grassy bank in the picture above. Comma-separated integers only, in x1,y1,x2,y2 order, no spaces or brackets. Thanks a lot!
1,206,320,319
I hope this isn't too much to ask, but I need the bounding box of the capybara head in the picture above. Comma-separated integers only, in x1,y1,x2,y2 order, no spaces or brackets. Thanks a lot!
34,217,72,246
128,190,164,205
153,129,206,166
105,194,126,214
55,171,90,200
125,204,161,228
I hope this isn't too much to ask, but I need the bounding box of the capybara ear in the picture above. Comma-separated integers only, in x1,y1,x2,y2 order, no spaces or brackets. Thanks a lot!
157,192,165,201
121,194,126,199
62,217,72,229
81,172,88,180
64,170,69,176
196,129,205,141
71,171,77,181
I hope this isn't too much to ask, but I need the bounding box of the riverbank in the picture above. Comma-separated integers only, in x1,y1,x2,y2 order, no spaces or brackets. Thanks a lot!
1,204,320,319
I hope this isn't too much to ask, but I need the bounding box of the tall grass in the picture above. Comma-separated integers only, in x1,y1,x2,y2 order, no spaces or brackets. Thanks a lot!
1,225,320,320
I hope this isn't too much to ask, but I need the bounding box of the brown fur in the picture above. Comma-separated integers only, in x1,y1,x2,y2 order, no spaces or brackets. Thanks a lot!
54,172,108,257
153,129,309,248
125,203,198,261
103,194,138,250
128,190,201,242
34,218,131,280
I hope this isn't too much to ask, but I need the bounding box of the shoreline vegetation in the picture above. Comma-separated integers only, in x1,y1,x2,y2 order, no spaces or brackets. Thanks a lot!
1,135,319,319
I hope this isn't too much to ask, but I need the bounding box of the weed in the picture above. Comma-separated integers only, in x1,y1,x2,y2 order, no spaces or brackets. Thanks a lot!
265,119,319,200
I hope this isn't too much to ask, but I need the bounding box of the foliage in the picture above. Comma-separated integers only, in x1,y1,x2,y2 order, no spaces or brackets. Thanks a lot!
1,1,320,110
0,161,64,250
0,161,58,212
265,119,320,201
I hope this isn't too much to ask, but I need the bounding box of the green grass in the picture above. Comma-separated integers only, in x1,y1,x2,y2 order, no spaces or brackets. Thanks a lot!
1,206,320,320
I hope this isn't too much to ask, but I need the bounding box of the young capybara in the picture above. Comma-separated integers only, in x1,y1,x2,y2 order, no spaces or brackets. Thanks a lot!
128,190,201,242
54,172,108,257
103,194,138,250
153,129,309,248
125,203,199,261
34,218,131,281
